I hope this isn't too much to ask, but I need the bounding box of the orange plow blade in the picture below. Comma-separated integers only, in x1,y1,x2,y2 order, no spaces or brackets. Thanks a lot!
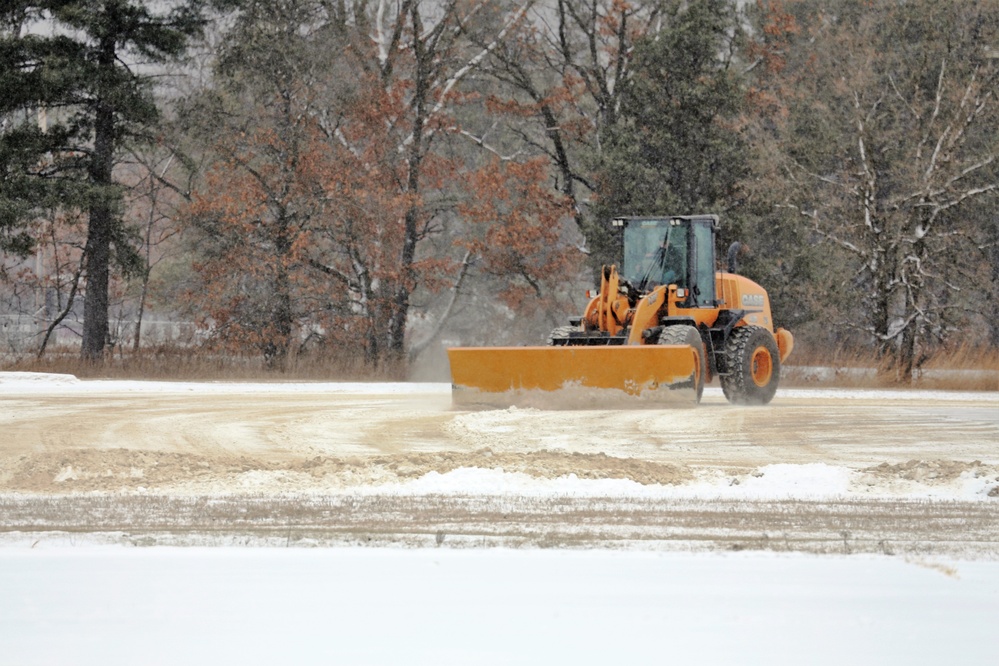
447,345,700,409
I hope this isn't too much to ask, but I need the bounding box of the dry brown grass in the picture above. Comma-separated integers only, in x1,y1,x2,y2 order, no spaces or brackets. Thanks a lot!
912,345,999,391
4,342,997,391
783,343,999,391
2,345,406,382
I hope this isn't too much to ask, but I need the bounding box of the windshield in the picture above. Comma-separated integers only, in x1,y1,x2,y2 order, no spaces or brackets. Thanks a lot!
623,219,687,290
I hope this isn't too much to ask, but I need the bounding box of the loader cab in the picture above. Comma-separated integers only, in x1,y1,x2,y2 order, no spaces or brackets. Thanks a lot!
616,215,718,307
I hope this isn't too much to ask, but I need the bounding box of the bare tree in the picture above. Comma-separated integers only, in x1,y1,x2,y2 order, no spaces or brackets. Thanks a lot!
185,0,561,368
764,0,999,381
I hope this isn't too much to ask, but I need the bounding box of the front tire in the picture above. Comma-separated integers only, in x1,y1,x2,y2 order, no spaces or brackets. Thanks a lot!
657,325,706,403
720,325,780,405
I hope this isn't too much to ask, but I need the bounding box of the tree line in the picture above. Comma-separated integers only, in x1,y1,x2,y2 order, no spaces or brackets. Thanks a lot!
1,0,997,382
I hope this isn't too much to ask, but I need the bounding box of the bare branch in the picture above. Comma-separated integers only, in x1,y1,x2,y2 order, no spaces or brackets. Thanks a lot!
914,59,945,163
37,259,84,359
453,127,525,161
402,1,535,150
927,182,999,225
780,204,865,256
408,249,473,360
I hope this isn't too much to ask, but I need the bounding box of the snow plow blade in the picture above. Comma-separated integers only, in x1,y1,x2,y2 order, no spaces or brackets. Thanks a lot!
447,345,700,409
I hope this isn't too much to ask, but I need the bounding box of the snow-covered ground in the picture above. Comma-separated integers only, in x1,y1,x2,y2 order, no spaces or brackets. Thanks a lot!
3,372,997,501
2,547,998,666
1,372,997,664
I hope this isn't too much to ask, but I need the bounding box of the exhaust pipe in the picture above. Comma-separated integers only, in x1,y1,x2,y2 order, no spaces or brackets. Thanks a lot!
727,242,742,273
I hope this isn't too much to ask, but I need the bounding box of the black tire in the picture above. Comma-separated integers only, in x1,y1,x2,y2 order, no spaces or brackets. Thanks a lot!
719,325,780,405
657,325,706,403
547,325,576,346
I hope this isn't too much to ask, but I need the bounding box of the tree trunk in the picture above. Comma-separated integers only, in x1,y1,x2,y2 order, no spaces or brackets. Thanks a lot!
38,263,83,359
388,206,419,361
898,319,917,384
873,212,934,384
386,1,428,363
990,225,999,348
266,217,295,369
81,34,117,362
876,274,910,381
270,265,293,369
81,207,111,361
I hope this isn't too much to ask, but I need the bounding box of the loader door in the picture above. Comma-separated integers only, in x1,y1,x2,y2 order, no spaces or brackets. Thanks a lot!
688,218,717,307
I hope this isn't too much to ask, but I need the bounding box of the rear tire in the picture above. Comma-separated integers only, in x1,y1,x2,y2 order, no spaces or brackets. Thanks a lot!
657,325,705,403
719,325,780,405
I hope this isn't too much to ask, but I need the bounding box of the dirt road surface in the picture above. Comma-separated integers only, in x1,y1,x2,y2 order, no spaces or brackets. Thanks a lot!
1,378,997,556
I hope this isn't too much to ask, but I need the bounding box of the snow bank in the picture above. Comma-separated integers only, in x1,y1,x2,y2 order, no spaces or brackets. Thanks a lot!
366,462,995,501
1,372,995,402
0,372,445,395
0,371,79,386
779,386,999,402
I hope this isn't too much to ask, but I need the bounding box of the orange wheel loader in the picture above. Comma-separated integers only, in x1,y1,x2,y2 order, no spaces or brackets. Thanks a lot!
447,214,793,407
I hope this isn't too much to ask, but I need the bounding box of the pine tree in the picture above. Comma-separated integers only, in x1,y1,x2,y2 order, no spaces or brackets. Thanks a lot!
1,3,88,256
587,0,747,269
0,1,203,361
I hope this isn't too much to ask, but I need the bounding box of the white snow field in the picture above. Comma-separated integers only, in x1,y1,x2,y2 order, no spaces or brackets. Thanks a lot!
2,548,998,666
1,373,997,664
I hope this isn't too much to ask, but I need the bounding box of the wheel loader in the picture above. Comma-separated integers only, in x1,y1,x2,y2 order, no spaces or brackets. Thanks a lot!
447,214,793,407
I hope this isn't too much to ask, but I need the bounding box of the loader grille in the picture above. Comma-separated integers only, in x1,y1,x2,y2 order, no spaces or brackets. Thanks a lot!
551,331,628,346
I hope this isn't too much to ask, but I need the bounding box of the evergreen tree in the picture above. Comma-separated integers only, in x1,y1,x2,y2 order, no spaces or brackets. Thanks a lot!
0,1,202,361
0,3,87,256
587,0,747,269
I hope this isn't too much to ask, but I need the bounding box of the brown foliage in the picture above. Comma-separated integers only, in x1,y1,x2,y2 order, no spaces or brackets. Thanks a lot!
459,157,578,313
182,3,582,367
